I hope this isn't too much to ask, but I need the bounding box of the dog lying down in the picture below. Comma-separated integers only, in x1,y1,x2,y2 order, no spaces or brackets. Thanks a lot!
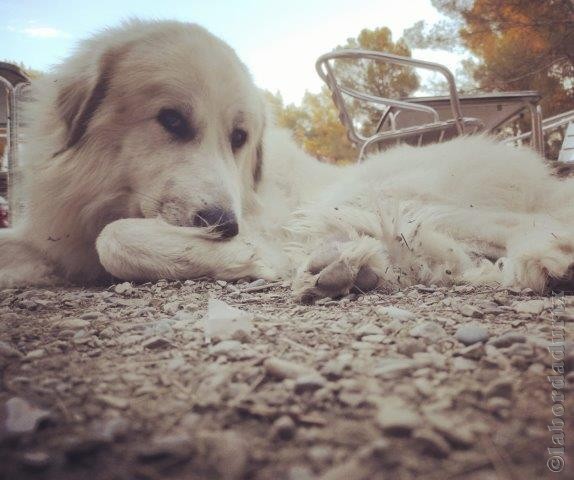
1,19,574,302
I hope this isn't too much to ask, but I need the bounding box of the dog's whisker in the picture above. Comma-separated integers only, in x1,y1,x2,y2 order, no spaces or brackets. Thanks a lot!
131,190,163,206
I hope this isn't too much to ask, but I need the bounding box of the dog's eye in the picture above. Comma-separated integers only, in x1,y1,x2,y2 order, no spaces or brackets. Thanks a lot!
230,128,248,151
157,108,192,140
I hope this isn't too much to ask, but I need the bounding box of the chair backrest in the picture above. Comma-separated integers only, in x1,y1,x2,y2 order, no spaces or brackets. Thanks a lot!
316,49,476,159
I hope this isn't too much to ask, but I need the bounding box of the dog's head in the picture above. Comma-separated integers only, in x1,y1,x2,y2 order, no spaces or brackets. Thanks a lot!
50,20,265,238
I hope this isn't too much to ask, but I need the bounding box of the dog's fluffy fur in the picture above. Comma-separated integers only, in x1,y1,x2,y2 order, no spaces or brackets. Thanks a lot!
2,19,574,300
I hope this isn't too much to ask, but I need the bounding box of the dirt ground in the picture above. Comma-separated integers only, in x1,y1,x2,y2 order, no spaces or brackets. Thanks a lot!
0,279,572,480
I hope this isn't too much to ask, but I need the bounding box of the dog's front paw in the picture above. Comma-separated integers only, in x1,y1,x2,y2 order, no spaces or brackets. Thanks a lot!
292,238,383,303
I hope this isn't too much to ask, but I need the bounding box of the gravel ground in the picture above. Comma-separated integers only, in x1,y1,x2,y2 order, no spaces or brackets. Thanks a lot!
0,279,572,480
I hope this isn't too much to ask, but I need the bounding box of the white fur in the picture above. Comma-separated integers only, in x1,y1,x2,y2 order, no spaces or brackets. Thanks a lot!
2,20,574,299
289,136,574,298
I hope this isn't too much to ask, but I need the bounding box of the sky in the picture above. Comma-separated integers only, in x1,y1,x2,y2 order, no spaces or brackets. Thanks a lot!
0,0,465,104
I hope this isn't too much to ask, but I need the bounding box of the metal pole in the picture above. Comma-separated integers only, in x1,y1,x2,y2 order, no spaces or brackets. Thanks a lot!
0,77,15,224
12,82,29,222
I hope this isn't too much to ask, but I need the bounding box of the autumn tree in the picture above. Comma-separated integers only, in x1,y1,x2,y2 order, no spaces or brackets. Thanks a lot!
265,89,357,163
269,27,420,163
331,28,420,139
404,0,574,118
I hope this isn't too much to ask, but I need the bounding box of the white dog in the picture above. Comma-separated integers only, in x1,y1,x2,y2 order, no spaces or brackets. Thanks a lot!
1,19,573,301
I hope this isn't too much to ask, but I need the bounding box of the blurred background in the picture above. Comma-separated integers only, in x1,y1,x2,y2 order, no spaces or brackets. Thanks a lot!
1,0,573,164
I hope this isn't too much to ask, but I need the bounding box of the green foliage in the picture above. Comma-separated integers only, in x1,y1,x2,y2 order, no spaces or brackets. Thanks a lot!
265,89,356,164
333,28,420,138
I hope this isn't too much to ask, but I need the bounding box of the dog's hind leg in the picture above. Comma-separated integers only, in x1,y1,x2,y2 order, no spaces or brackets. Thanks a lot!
496,229,574,293
96,218,280,282
0,230,59,287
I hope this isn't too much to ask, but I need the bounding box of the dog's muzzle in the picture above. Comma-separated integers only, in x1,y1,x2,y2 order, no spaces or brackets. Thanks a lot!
192,207,239,239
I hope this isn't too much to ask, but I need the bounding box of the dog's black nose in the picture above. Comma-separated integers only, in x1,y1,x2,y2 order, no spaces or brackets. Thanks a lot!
192,207,239,238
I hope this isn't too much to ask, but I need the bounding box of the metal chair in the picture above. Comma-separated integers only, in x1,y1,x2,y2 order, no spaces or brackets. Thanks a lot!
316,49,483,161
0,62,30,221
505,109,574,162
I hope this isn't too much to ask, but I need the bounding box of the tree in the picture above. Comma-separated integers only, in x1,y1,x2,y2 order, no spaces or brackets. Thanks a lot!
462,0,573,117
332,28,420,138
265,89,356,164
269,27,420,163
404,0,574,118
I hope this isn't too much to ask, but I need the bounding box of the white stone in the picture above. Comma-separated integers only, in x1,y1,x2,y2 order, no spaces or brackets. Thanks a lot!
376,306,416,322
203,298,252,342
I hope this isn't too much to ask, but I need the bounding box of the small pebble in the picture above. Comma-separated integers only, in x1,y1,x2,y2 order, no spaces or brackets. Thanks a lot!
484,378,514,399
137,434,194,462
98,395,129,410
455,324,489,345
413,429,451,458
57,318,89,330
25,349,46,360
162,301,181,315
512,300,545,315
459,305,484,318
4,397,51,434
294,374,327,394
410,321,446,341
377,306,416,321
453,285,474,293
486,397,511,416
425,413,475,448
65,436,109,461
92,417,130,441
142,337,172,350
360,334,385,343
376,398,421,436
19,299,38,310
308,445,333,465
264,357,316,380
114,282,133,295
355,324,384,338
457,343,485,360
489,332,527,348
0,341,23,359
210,340,242,357
288,466,316,480
451,357,477,371
375,359,416,377
20,451,51,470
397,339,427,357
271,415,296,440
416,285,436,293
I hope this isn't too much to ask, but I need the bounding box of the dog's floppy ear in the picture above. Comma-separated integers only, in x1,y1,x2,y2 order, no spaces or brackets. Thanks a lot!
56,48,122,152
